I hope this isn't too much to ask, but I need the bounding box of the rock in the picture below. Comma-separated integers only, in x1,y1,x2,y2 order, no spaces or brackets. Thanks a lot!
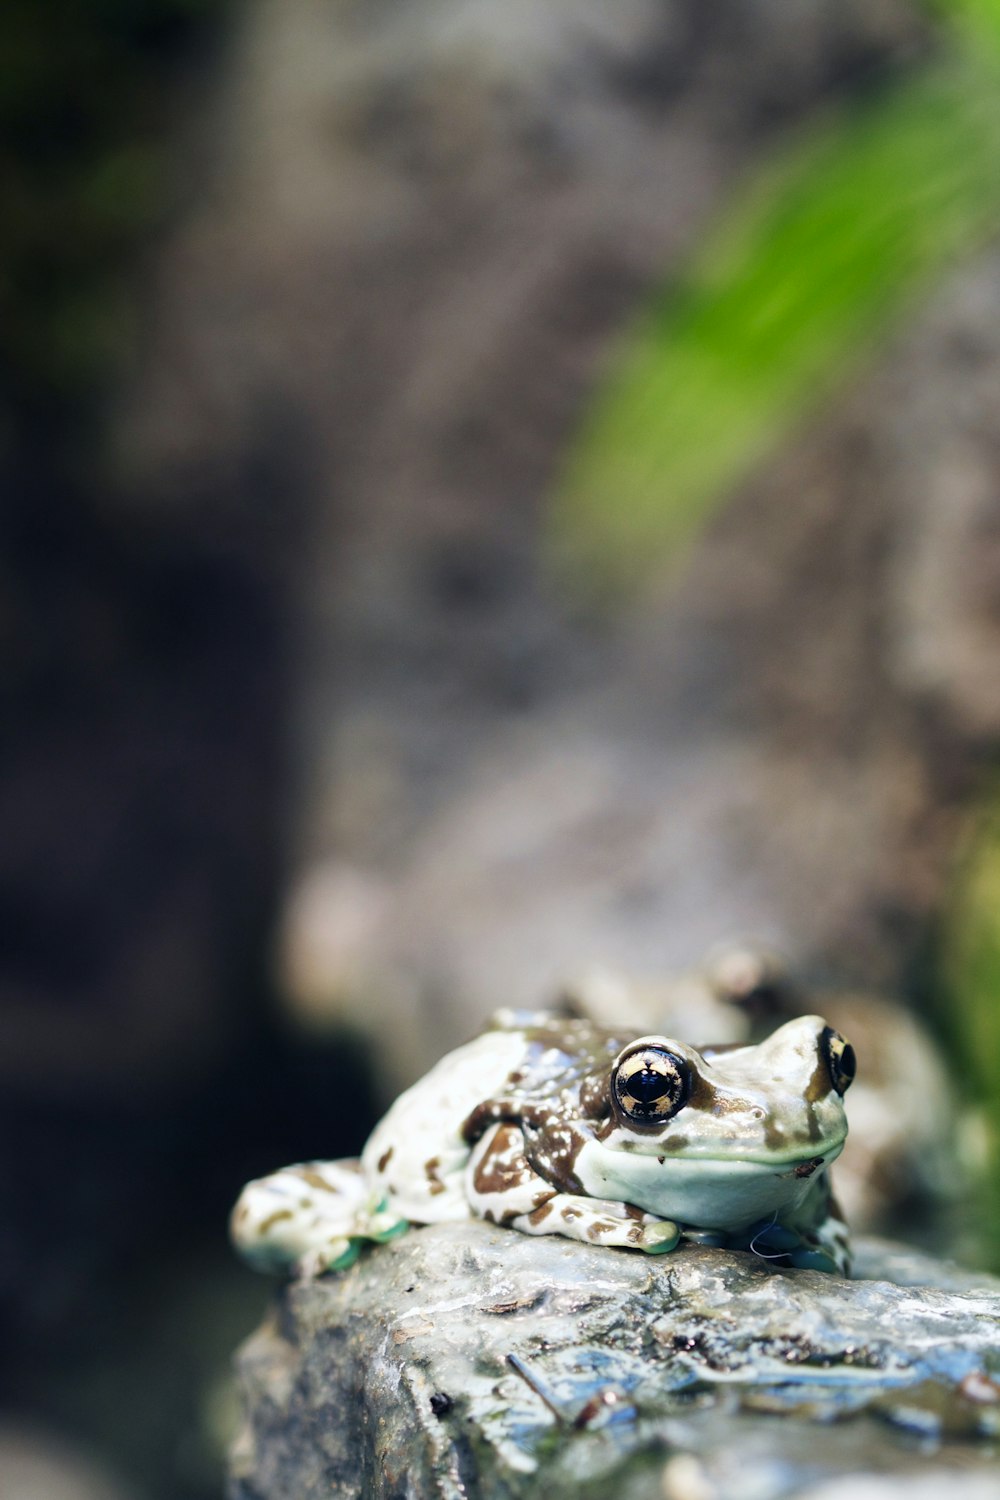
229,1222,1000,1499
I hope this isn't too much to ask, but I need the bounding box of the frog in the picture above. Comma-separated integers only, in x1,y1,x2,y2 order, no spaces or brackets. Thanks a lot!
230,1009,856,1278
560,944,958,1237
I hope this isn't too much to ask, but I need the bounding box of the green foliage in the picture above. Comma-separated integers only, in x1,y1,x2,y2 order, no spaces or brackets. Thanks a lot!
941,805,1000,1084
550,2,1000,593
939,787,1000,1254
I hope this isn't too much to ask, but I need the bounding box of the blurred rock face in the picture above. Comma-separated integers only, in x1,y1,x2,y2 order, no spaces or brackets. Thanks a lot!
0,1428,132,1500
102,0,1000,1088
270,240,1000,1085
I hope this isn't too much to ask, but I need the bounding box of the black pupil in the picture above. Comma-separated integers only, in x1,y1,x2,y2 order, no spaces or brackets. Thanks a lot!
614,1046,690,1123
839,1043,857,1083
630,1068,671,1101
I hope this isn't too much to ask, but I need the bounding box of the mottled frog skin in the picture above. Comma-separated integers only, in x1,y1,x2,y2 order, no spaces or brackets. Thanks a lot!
231,1011,855,1277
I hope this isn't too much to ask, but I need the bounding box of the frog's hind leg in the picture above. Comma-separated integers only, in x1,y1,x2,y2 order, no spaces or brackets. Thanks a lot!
467,1123,680,1254
230,1159,408,1277
747,1183,851,1275
788,1194,852,1275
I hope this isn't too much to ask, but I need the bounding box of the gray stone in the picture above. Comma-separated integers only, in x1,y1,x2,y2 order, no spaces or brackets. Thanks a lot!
229,1222,1000,1500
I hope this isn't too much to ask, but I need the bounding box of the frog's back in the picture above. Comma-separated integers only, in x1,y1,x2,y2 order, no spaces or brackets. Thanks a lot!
360,1026,530,1223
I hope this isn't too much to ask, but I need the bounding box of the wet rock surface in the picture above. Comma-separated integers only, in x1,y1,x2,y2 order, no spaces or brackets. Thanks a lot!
229,1222,1000,1500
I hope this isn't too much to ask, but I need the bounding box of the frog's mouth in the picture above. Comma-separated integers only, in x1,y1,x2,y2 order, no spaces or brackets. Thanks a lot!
574,1136,846,1232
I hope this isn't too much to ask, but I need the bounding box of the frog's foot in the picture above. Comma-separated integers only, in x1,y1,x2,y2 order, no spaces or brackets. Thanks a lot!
467,1122,680,1253
230,1159,408,1277
508,1192,680,1253
738,1207,850,1276
798,1199,851,1275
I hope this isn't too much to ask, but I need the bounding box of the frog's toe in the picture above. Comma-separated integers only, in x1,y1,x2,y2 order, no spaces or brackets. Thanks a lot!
638,1220,681,1254
293,1239,359,1279
231,1158,407,1276
328,1239,363,1271
787,1246,840,1274
370,1217,410,1244
292,1219,407,1277
681,1229,727,1248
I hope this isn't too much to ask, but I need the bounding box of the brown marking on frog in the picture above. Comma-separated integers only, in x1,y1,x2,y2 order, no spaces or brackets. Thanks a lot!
520,1019,632,1063
762,1101,823,1151
684,1071,718,1113
528,1201,554,1225
686,1073,758,1119
298,1166,345,1194
471,1125,533,1197
579,1071,610,1119
521,1113,588,1195
800,1056,829,1141
377,1146,394,1173
258,1208,294,1234
461,1098,514,1144
804,1052,832,1105
483,1204,519,1226
424,1155,447,1196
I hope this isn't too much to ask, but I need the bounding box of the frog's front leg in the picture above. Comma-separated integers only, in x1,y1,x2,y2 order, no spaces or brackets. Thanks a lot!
230,1159,408,1277
467,1123,680,1254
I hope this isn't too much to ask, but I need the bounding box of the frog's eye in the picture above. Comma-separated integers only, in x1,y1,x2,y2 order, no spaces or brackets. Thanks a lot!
612,1044,691,1126
821,1027,856,1096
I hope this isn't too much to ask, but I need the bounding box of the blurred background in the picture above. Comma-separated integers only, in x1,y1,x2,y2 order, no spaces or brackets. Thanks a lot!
4,0,1000,1495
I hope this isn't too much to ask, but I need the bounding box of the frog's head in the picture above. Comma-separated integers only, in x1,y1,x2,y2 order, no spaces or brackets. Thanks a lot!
575,1015,855,1232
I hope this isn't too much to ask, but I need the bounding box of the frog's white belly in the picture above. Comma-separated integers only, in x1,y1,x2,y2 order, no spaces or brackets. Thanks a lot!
575,1138,845,1231
361,1030,526,1223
